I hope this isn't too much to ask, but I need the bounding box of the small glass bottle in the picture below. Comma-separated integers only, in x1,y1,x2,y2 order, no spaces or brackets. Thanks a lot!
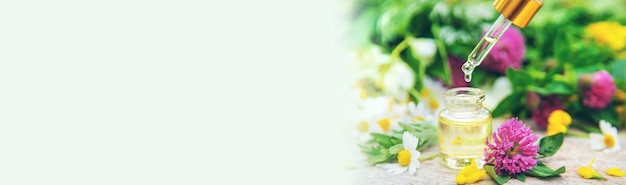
438,87,492,169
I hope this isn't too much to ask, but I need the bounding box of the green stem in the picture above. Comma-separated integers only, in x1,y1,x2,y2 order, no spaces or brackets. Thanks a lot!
431,23,451,85
570,121,601,133
418,153,438,162
409,88,422,102
381,37,410,74
390,38,410,61
527,70,574,85
379,37,410,89
565,131,589,139
527,70,546,79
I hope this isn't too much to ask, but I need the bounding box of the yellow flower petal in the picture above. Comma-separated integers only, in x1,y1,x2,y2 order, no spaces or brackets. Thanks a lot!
548,109,572,126
607,168,626,177
587,22,626,51
466,170,486,183
459,165,476,176
547,122,568,136
455,174,467,184
455,159,485,184
578,158,603,179
615,89,625,102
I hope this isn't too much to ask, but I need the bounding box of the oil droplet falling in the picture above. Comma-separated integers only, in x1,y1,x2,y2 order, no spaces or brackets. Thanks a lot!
464,73,472,82
461,62,475,82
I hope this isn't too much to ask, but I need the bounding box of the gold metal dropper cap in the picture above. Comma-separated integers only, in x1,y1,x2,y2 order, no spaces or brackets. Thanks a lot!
493,0,543,28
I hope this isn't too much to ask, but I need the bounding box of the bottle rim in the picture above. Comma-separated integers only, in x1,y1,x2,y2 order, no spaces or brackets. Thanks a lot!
443,87,485,105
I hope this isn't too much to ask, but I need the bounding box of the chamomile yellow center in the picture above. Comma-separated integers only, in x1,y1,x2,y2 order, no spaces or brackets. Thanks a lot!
428,98,439,110
357,120,369,133
397,150,411,166
421,88,431,97
604,134,616,148
413,116,424,122
358,88,368,100
378,118,390,132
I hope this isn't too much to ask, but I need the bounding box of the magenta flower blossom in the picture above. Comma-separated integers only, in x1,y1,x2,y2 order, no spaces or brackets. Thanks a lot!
482,27,526,74
531,96,564,129
485,118,539,176
525,92,540,110
578,70,616,109
447,55,470,87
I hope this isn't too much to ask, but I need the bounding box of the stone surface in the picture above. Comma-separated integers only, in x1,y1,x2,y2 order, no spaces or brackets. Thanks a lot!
350,122,626,185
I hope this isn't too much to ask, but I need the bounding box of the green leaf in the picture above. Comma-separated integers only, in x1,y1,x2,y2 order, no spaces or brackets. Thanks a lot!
430,23,451,85
370,133,394,147
398,122,438,151
516,173,526,182
526,163,566,178
538,132,564,158
492,92,523,117
367,152,392,165
400,46,424,91
574,63,605,76
484,165,511,185
470,68,488,87
506,68,533,91
528,82,574,95
390,137,402,145
589,106,621,128
609,60,626,92
389,144,403,154
609,60,626,85
554,32,572,63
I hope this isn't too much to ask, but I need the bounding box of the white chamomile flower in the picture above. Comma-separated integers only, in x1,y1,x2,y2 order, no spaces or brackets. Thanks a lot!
376,131,421,175
482,77,513,110
407,101,437,125
358,96,401,135
462,1,496,25
590,120,621,153
356,46,391,67
383,62,415,103
420,76,447,114
408,37,437,67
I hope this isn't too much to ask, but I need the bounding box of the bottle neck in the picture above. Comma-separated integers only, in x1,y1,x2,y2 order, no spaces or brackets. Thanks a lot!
445,103,483,112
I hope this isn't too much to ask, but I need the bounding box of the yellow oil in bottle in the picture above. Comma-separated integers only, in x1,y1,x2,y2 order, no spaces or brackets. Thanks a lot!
437,87,492,169
438,114,491,169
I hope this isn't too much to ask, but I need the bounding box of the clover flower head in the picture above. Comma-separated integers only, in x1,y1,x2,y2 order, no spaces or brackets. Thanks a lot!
532,96,564,129
485,118,539,176
525,92,541,110
482,27,526,74
578,70,616,109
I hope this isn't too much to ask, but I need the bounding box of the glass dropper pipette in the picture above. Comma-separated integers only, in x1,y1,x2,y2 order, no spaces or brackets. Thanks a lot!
461,0,543,82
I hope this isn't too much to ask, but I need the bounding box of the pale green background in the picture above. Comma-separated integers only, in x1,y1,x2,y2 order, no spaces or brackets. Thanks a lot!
0,0,353,184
